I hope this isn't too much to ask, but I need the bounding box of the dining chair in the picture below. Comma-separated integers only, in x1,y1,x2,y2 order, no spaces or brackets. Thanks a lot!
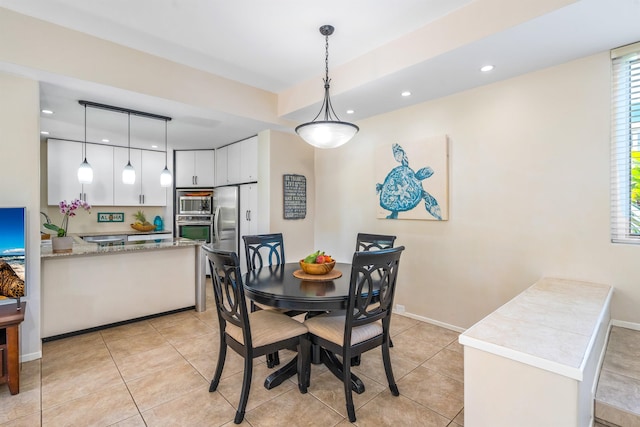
303,246,405,422
203,246,310,424
355,232,396,252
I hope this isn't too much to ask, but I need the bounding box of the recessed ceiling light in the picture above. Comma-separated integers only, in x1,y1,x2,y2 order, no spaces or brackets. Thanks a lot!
480,65,494,72
346,109,354,114
102,139,110,143
41,109,53,115
151,145,158,149
40,131,49,135
401,91,411,97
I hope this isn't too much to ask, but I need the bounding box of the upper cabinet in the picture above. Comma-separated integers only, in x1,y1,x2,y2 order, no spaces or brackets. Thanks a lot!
47,139,114,206
215,136,257,186
175,150,215,188
113,147,167,206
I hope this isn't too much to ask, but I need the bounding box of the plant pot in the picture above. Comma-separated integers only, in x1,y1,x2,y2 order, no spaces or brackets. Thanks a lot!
52,236,73,254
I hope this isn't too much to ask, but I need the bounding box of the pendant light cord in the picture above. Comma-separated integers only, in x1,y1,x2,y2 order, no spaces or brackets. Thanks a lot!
164,119,168,166
83,104,87,160
127,112,131,162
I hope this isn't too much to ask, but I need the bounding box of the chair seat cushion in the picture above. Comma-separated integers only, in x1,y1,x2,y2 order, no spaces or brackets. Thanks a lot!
305,313,383,347
226,309,308,348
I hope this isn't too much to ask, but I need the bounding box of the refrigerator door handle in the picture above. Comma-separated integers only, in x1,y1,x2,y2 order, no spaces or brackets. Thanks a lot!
213,206,221,245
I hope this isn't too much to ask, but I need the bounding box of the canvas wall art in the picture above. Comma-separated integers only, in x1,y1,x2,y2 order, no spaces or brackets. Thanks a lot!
0,207,26,300
375,135,449,220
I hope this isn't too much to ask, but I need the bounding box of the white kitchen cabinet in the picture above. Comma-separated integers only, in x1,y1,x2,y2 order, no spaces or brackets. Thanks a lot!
226,142,242,184
175,150,215,187
215,146,228,186
239,183,258,271
47,139,114,205
113,147,167,206
240,136,258,183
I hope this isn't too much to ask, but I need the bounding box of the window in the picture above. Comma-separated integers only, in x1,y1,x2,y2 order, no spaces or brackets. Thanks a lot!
611,42,640,243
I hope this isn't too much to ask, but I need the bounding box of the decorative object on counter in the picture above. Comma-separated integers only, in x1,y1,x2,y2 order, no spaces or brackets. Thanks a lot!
122,112,136,185
131,210,156,231
160,119,172,187
97,212,125,222
77,103,93,184
283,174,306,219
153,215,164,231
44,199,91,253
295,25,359,149
375,136,449,221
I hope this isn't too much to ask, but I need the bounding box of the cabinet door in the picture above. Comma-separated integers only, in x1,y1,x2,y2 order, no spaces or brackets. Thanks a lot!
175,150,195,187
47,139,82,204
215,146,228,186
141,150,167,206
194,150,215,187
83,144,114,206
113,147,142,206
227,143,241,184
239,184,258,273
240,136,258,182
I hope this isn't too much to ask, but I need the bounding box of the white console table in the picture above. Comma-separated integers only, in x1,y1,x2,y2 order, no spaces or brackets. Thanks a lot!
459,277,612,427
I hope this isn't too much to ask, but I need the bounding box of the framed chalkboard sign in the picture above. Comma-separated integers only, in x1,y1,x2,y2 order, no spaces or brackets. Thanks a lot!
283,174,306,219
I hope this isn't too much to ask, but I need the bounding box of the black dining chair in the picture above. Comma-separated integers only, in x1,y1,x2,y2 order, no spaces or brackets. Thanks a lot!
203,246,310,424
303,246,405,422
355,233,396,252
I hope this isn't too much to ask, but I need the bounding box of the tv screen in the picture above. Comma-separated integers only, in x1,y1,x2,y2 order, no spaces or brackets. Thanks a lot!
0,206,26,301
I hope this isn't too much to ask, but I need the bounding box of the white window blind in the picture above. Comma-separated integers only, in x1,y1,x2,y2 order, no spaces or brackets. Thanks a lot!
611,42,640,243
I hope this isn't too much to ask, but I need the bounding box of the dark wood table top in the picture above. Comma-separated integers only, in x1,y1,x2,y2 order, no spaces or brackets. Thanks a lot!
244,262,371,312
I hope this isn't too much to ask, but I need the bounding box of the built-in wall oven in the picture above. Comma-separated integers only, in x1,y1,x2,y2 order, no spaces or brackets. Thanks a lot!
175,215,213,244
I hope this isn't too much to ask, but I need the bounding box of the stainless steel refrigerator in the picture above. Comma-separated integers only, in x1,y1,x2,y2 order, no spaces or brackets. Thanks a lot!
212,186,239,253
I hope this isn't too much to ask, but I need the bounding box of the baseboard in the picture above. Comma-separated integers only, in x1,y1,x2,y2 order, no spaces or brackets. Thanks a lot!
611,319,640,331
394,310,466,333
21,351,42,363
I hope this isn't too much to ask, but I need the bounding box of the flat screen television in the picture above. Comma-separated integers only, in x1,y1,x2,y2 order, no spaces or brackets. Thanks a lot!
0,206,26,302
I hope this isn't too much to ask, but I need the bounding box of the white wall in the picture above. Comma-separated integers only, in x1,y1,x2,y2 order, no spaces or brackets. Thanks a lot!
315,52,640,327
0,72,42,360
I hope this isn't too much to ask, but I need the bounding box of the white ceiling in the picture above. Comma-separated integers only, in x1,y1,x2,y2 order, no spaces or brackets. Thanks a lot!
1,0,640,150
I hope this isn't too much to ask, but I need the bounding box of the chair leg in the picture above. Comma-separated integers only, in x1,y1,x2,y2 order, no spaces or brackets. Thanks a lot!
209,340,227,392
343,351,357,422
297,337,310,393
381,341,399,396
389,337,394,348
266,351,280,368
235,355,253,424
350,355,361,366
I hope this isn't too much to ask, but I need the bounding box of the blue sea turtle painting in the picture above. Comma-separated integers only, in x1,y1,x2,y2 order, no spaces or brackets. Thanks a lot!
376,143,442,220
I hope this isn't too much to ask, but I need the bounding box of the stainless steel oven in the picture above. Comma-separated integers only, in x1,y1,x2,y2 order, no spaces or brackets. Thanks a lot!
176,215,213,244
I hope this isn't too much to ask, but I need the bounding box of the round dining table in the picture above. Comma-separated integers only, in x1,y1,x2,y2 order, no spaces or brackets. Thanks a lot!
244,262,374,393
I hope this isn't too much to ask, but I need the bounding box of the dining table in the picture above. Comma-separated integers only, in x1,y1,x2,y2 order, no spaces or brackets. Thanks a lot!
244,262,378,394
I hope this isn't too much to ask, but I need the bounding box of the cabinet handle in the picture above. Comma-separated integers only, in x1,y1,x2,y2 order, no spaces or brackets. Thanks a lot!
195,176,198,185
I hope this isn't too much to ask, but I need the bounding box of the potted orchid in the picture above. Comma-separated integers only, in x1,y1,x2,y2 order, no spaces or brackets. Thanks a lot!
44,199,91,253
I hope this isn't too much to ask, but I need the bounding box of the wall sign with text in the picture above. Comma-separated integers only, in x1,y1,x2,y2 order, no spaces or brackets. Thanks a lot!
97,212,125,223
283,174,306,219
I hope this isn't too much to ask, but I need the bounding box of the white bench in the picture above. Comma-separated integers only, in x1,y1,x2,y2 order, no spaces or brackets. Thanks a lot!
459,277,613,427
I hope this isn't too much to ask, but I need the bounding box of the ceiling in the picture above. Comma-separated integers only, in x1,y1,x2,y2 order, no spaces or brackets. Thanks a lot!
1,0,640,150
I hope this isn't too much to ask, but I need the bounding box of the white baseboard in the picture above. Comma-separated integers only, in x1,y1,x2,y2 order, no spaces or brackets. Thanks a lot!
394,310,466,333
611,319,640,331
21,351,42,363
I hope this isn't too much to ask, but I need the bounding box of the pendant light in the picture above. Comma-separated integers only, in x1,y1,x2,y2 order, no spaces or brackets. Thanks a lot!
77,104,94,184
295,25,359,149
160,119,172,187
122,112,136,185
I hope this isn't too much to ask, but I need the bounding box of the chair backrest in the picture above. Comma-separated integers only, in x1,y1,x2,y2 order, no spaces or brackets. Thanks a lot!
242,233,285,271
355,233,396,252
202,246,253,346
346,246,405,336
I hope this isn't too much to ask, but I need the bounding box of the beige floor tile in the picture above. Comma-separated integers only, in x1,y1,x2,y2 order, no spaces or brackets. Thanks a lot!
387,332,443,365
171,331,219,358
596,369,640,414
308,369,385,418
595,400,640,427
245,388,343,427
105,330,168,361
396,322,459,348
17,359,41,388
126,360,208,412
41,357,123,409
148,310,198,330
354,390,450,427
446,339,464,354
452,407,464,426
351,348,419,385
41,332,104,360
0,372,41,424
141,385,237,426
109,414,146,427
42,382,138,427
100,320,156,342
115,343,187,381
0,411,41,427
421,348,464,382
216,361,297,412
389,313,420,336
42,345,113,377
155,316,214,344
397,365,464,420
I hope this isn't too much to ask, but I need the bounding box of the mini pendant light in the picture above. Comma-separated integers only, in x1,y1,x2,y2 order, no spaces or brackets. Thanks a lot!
160,119,172,187
122,112,136,185
295,25,359,149
77,104,94,184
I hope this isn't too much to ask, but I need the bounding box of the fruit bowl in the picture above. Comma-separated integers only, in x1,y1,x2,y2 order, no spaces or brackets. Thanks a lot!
130,223,157,232
299,260,336,275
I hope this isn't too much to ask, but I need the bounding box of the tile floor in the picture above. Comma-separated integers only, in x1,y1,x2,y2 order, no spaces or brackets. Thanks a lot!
0,284,464,427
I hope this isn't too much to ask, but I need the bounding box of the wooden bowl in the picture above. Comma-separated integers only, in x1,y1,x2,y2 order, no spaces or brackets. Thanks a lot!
130,223,157,232
299,260,336,275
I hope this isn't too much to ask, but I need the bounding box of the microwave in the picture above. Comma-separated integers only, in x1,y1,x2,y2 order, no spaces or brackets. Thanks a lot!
178,195,212,215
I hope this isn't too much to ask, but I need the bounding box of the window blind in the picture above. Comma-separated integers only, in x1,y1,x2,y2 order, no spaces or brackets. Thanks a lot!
611,42,640,243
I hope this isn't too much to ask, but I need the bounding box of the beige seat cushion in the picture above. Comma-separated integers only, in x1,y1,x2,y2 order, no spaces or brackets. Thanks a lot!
305,313,383,347
226,309,308,348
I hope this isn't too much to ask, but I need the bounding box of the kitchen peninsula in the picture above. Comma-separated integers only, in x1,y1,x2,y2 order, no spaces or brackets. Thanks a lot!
41,235,206,339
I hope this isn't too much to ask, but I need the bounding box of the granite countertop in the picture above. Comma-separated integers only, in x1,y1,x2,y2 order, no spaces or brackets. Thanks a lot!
41,235,203,259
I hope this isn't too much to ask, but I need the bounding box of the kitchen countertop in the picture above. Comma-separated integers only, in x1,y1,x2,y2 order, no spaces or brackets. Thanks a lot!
41,235,203,259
